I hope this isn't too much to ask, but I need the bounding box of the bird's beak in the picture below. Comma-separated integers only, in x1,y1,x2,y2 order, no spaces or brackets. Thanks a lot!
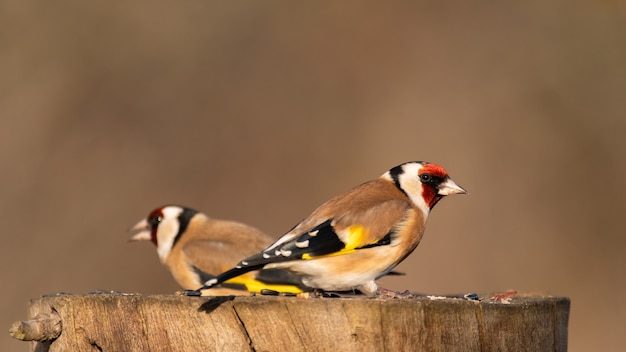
128,218,151,242
438,178,468,196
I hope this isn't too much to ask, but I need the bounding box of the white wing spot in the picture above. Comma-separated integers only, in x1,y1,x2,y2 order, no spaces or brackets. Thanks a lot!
262,253,270,259
241,261,248,266
309,230,319,237
280,249,292,256
275,250,282,256
295,240,309,248
206,278,218,286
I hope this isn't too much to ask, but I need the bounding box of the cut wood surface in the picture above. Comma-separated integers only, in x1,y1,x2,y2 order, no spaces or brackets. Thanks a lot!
11,293,569,352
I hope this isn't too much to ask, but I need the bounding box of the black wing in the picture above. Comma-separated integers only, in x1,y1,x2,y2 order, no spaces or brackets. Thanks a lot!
201,218,396,290
202,219,345,287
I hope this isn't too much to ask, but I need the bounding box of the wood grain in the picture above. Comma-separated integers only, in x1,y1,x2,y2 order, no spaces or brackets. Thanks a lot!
11,293,569,352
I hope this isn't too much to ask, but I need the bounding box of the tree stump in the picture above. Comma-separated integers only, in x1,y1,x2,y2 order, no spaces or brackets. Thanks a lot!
9,292,569,352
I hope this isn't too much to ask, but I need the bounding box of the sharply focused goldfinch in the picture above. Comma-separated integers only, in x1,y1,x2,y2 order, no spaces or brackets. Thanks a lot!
129,205,305,295
183,161,466,297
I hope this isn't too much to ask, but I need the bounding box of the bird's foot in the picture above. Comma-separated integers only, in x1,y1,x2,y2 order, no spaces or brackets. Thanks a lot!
177,289,203,297
259,289,298,297
296,289,341,299
376,287,414,299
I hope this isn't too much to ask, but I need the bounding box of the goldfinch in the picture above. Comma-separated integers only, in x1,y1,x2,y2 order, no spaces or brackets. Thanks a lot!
184,161,466,297
129,205,305,295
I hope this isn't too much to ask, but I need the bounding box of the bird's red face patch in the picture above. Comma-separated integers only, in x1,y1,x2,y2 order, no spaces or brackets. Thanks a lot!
419,163,449,208
420,163,448,179
146,208,164,246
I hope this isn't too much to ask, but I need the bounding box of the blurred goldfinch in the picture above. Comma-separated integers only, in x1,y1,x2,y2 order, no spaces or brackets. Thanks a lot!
184,161,466,297
129,205,305,295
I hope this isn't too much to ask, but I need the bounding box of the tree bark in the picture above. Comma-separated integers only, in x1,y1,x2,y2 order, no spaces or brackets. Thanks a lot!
10,293,569,352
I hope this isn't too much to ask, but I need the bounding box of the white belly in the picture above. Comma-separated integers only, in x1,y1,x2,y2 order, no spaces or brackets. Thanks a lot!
265,245,405,292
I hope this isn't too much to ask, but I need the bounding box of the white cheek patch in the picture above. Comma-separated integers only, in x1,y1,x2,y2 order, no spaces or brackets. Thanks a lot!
156,220,178,262
155,207,184,262
397,165,430,216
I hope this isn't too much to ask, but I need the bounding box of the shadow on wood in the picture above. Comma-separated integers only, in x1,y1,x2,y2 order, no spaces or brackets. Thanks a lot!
10,293,569,352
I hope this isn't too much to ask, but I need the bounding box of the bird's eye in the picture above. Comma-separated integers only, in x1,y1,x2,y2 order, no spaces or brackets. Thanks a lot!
419,174,432,183
148,215,162,229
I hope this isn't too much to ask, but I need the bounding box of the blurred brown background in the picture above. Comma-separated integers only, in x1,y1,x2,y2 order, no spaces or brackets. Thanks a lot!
2,1,625,351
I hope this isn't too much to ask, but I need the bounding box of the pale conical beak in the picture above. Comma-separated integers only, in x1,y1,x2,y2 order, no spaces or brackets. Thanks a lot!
128,218,151,242
438,178,468,196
